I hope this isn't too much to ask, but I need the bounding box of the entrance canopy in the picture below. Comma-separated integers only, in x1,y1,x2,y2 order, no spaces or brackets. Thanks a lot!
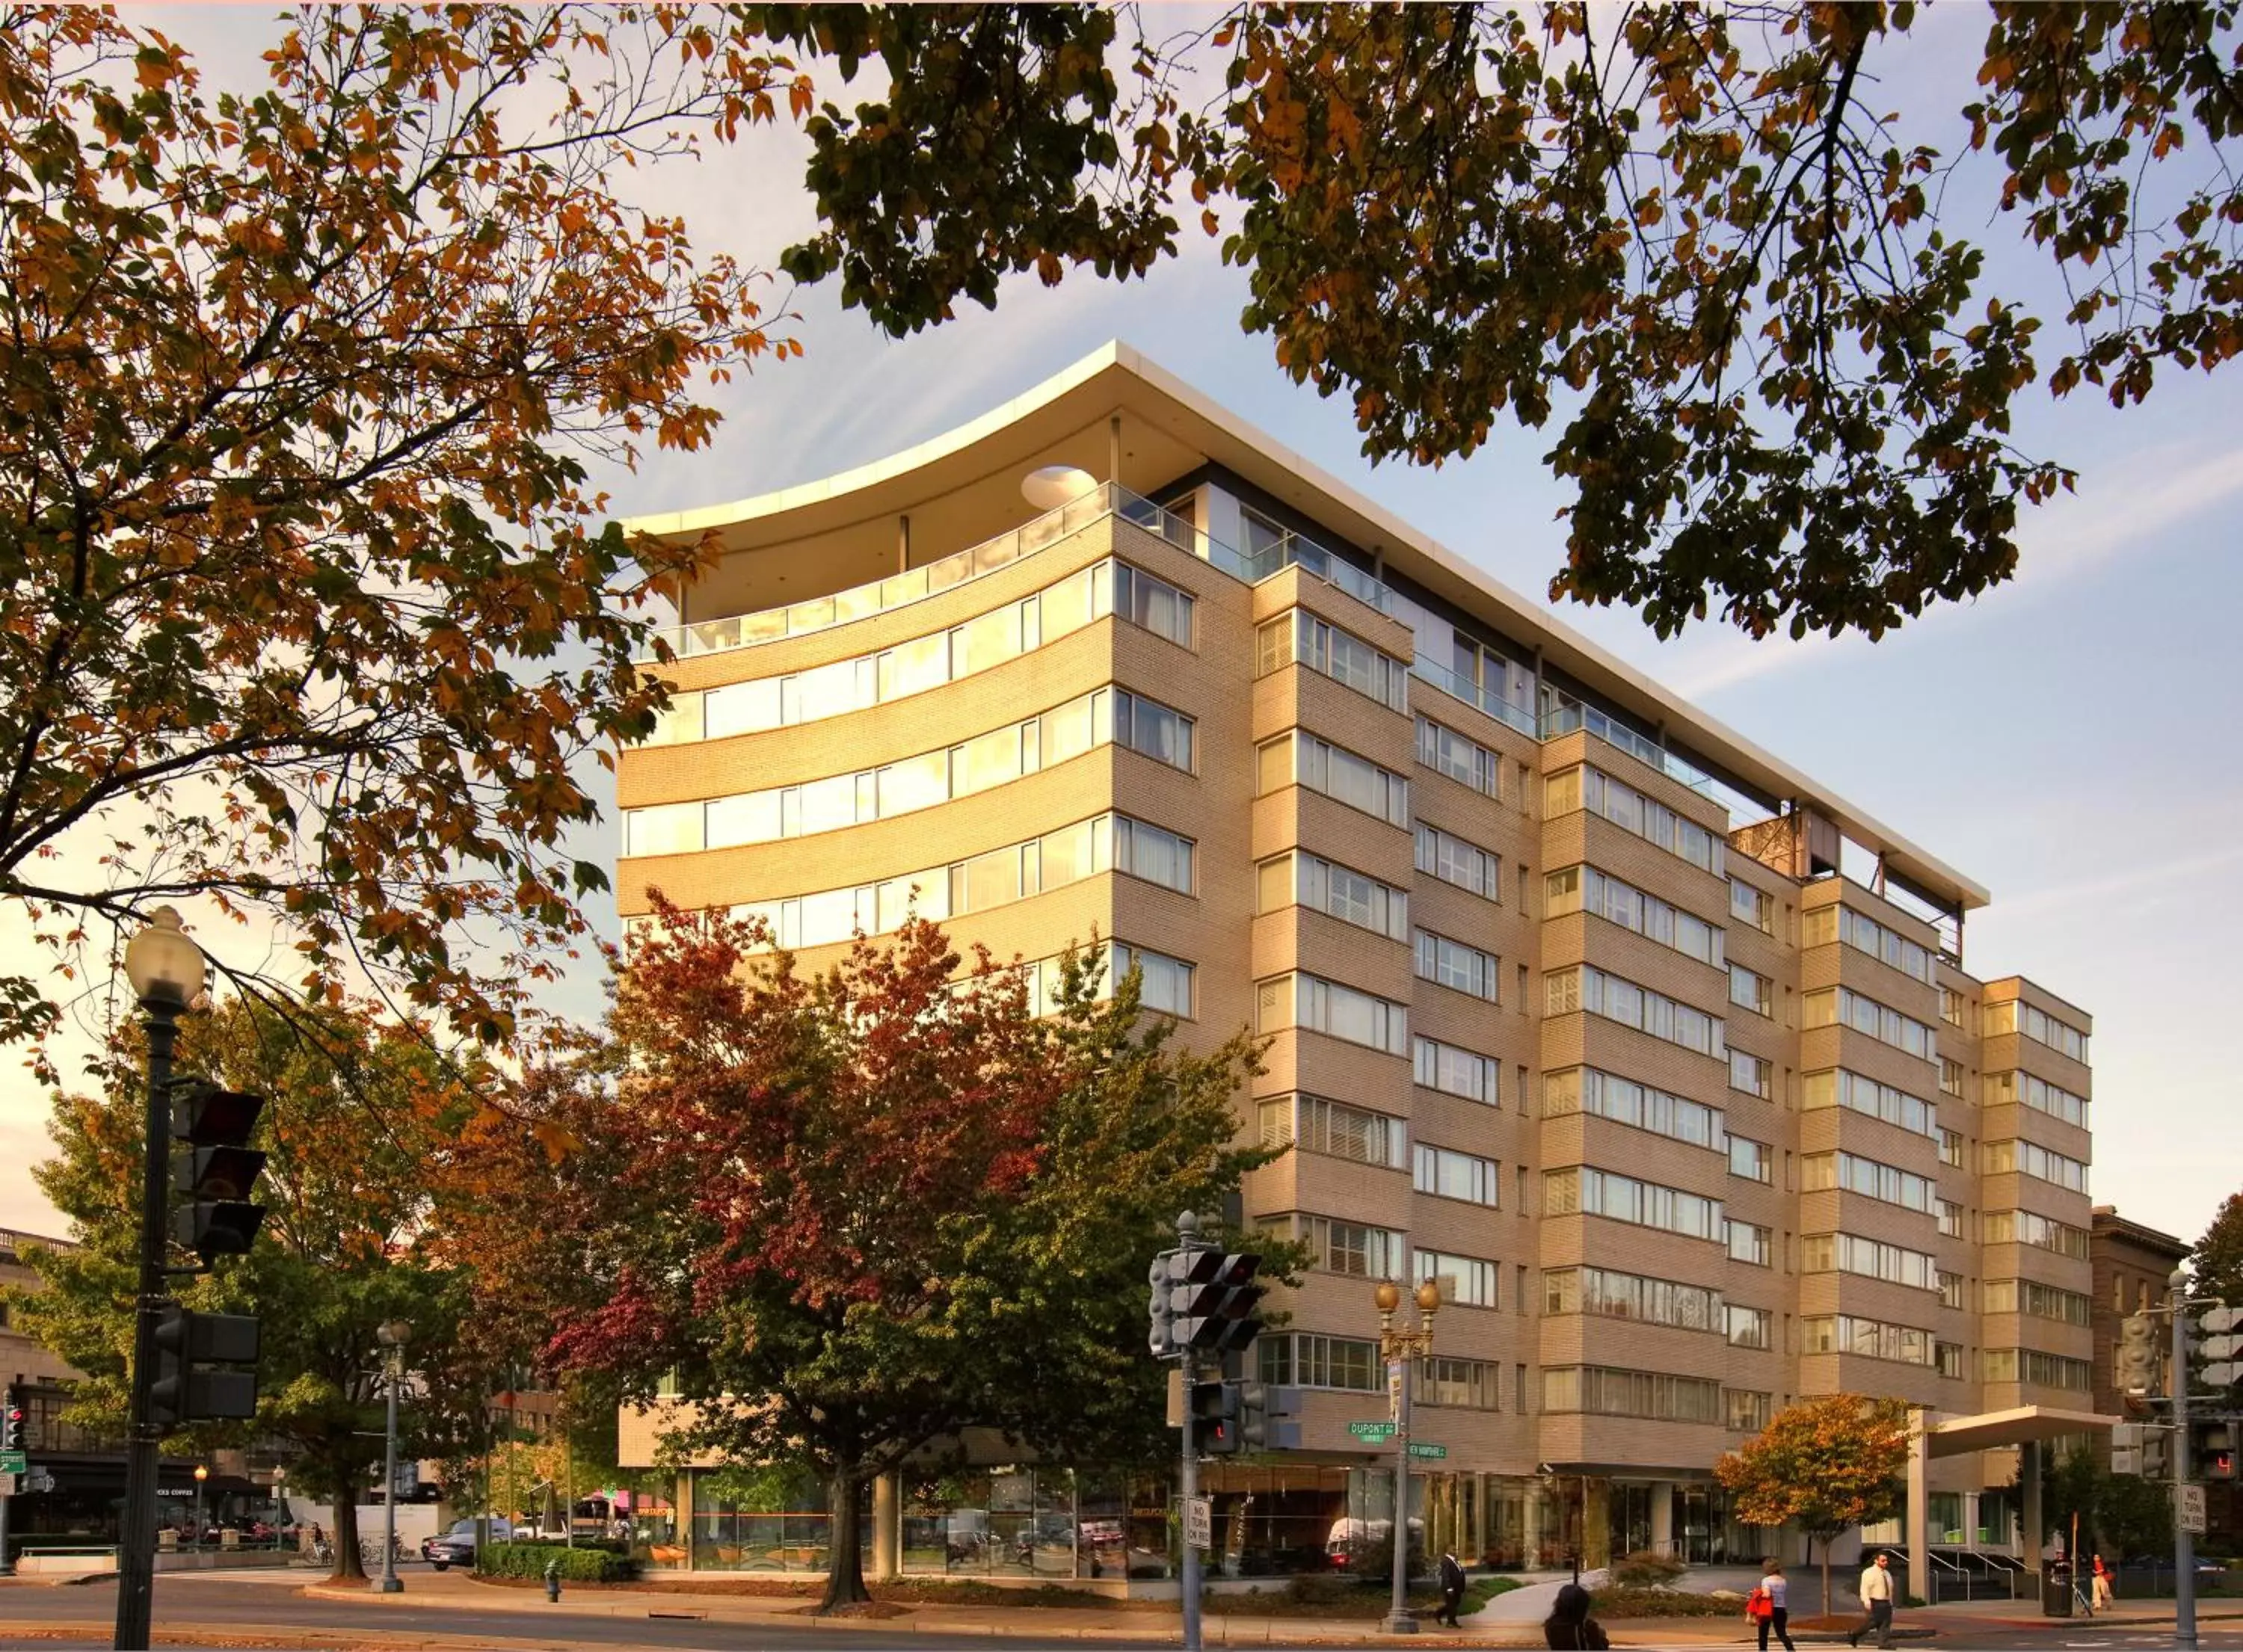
1924,1404,2121,1459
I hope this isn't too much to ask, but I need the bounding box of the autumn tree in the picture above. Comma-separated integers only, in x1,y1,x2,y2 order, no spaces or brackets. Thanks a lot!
12,998,484,1583
468,902,1285,1612
0,5,807,1063
2194,1192,2243,1305
1717,1393,1912,1616
772,2,2243,640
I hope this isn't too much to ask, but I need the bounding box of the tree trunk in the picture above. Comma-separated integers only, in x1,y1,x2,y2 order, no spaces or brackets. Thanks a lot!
1818,1535,1832,1621
331,1467,366,1584
816,1467,871,1613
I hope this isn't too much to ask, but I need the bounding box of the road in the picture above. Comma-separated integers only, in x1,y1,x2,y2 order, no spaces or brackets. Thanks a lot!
0,1569,1172,1651
1,1573,2240,1651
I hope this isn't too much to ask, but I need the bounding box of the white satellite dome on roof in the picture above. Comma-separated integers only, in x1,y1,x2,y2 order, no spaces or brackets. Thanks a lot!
1021,464,1098,510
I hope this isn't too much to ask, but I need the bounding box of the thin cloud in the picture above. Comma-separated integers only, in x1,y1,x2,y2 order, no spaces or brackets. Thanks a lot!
1994,840,2243,922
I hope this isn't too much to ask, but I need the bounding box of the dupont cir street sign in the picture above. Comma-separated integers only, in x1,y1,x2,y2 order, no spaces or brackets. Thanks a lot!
1348,1420,1397,1443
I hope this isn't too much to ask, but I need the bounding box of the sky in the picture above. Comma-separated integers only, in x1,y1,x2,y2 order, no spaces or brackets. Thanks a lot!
3,5,2238,1253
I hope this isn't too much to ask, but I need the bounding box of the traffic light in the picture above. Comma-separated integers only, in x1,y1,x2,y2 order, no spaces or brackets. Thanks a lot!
1149,1255,1178,1358
1237,1381,1303,1452
2111,1422,2145,1477
170,1080,267,1262
149,1304,261,1428
1190,1380,1240,1455
2147,1426,2171,1481
2198,1423,2237,1482
1168,1251,1264,1354
2,1385,22,1452
2199,1304,2243,1389
2117,1312,2162,1396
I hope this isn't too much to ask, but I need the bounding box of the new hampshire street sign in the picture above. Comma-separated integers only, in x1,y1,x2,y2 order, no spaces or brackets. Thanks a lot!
1347,1421,1397,1443
1408,1443,1447,1460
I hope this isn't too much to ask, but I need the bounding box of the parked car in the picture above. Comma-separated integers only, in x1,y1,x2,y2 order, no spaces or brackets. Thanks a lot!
422,1517,514,1570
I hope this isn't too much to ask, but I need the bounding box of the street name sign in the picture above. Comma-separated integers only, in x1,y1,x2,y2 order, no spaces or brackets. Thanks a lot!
1348,1421,1397,1443
0,1449,24,1476
1408,1443,1448,1460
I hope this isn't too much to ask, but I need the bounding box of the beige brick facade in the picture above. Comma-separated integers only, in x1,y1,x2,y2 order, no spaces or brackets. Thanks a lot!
611,346,2094,1567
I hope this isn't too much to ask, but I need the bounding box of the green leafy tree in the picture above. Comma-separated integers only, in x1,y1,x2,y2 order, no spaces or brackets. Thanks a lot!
772,1,2243,641
461,903,1295,1612
11,999,484,1582
1716,1393,1912,1616
2042,1443,2173,1565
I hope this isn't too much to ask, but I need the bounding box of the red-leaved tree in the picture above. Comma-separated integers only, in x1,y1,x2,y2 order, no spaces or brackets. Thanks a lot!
478,899,1278,1611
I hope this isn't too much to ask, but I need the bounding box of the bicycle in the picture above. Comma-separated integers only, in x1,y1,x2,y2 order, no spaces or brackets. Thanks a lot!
358,1532,407,1568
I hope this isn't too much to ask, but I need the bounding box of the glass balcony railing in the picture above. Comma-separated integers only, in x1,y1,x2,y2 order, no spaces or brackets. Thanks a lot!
1539,689,1717,795
1409,655,1539,738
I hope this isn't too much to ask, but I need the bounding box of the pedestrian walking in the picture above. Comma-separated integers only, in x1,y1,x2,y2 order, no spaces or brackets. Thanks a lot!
1542,1580,1610,1651
2091,1552,2114,1612
1435,1549,1467,1627
1847,1550,1895,1649
1747,1557,1797,1651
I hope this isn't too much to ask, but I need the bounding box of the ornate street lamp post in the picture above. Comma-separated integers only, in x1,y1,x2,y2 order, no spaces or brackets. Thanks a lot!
115,907,207,1652
1374,1278,1442,1636
375,1319,413,1594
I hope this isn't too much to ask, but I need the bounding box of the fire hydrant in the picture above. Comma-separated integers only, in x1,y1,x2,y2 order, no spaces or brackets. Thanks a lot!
544,1559,561,1603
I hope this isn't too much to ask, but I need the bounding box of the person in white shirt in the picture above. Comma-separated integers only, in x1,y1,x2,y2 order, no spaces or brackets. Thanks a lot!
1755,1558,1797,1652
1847,1550,1895,1648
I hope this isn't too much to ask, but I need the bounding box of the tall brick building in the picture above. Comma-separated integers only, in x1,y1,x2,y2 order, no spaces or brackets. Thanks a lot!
611,344,2098,1579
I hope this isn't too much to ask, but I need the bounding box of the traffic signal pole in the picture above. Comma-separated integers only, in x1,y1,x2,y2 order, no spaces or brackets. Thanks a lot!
115,983,184,1652
1179,1343,1202,1652
2173,1266,2197,1651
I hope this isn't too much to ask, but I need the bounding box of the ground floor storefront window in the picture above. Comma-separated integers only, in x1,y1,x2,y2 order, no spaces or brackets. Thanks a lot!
683,1464,865,1573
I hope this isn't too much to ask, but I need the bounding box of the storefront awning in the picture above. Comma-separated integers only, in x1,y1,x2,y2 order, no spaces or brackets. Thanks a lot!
1922,1405,2120,1458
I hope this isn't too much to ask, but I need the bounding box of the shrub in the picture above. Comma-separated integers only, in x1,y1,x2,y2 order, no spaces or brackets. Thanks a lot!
478,1541,635,1582
1348,1529,1427,1583
1611,1548,1687,1588
506,1536,630,1556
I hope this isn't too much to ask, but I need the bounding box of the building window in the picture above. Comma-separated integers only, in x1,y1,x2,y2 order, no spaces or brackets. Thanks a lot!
1984,1070,2090,1129
1938,985,1966,1029
1412,1037,1496,1104
1729,964,1773,1017
1983,1209,2090,1260
1113,562,1196,647
1545,765,1725,875
1801,905,1937,985
1415,716,1502,798
1730,879,1774,934
1420,1355,1502,1408
1541,1366,1723,1424
1113,690,1195,771
1726,1390,1773,1431
1415,930,1499,1001
1982,1278,2093,1326
1544,1266,1722,1332
1940,1058,1966,1099
1415,1144,1500,1206
1981,1138,2090,1194
1291,1215,1406,1278
1545,1067,1725,1151
1545,1168,1723,1242
1938,1128,1964,1168
1417,824,1501,901
1800,1232,1938,1290
1803,987,1938,1062
1800,1150,1936,1214
1110,943,1193,1017
1936,1341,1965,1378
1259,851,1409,941
1258,1333,1379,1392
1546,865,1723,966
1262,1095,1407,1170
1726,1221,1772,1267
1729,1138,1773,1184
1258,609,1410,711
1416,1257,1501,1312
1258,973,1408,1055
1983,999,2090,1063
1729,1050,1773,1100
1726,1304,1773,1349
1937,1270,1966,1310
1982,1348,2093,1391
1801,1068,1939,1138
1258,730,1409,826
1546,965,1725,1058
1802,1314,1936,1366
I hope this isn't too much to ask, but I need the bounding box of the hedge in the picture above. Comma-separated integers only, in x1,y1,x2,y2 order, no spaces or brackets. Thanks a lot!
477,1541,636,1582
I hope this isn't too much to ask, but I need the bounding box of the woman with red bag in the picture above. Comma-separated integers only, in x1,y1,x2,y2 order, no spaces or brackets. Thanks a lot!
1747,1557,1797,1651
